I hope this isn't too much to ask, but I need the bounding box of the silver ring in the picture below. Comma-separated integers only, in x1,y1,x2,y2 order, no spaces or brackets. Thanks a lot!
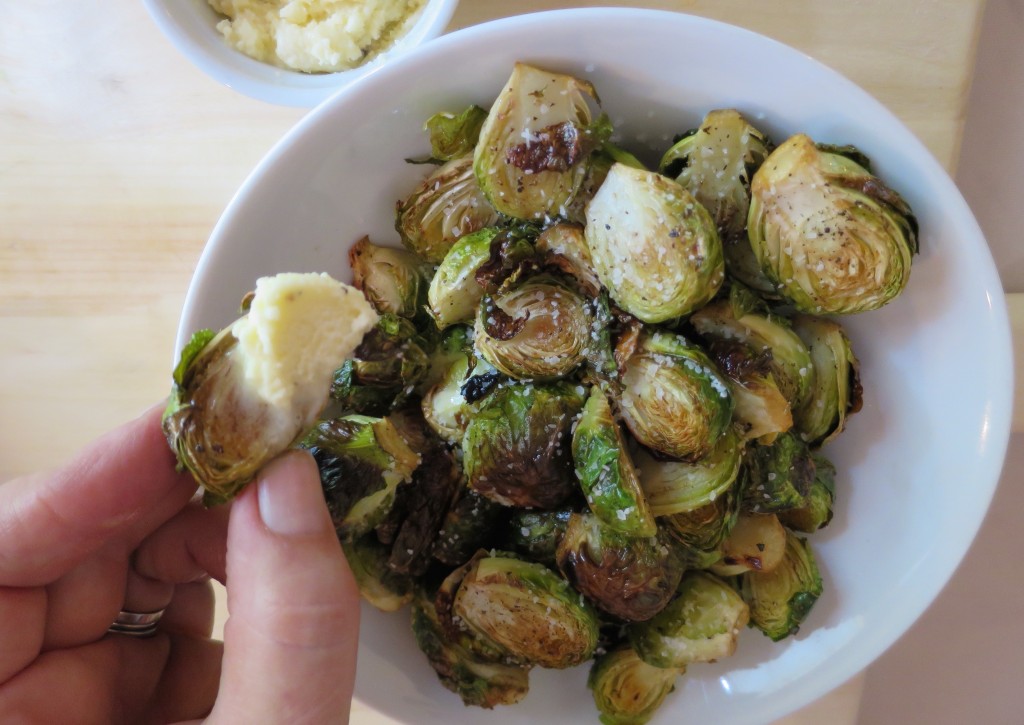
108,609,166,638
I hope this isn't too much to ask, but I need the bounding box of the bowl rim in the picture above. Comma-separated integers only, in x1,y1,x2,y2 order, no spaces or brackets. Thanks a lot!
178,7,1015,723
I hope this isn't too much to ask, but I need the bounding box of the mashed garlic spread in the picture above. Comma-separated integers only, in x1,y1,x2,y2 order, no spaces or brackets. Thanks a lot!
208,0,426,73
231,272,377,410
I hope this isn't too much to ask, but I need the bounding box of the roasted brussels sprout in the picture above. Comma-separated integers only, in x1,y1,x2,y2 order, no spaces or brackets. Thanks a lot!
747,133,918,314
419,326,485,443
423,105,488,161
475,277,591,381
506,508,574,566
342,534,414,612
742,431,816,514
427,227,501,328
411,589,531,708
397,155,500,264
474,63,605,220
462,381,586,509
588,645,682,725
451,553,601,669
556,513,684,622
349,236,432,319
585,163,725,323
432,488,507,567
572,387,656,536
618,330,734,461
635,426,742,517
164,273,378,505
709,512,787,576
629,571,750,668
302,415,420,540
536,222,602,296
779,452,836,532
660,475,743,569
739,530,823,641
790,314,863,446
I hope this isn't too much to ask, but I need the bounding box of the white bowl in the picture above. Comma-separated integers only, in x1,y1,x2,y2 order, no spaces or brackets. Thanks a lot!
175,9,1014,725
142,0,459,106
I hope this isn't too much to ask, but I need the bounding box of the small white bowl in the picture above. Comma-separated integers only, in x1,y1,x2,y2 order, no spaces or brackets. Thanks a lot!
142,0,459,106
176,8,1013,725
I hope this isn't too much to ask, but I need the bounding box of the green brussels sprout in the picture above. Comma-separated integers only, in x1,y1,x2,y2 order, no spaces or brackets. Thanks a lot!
411,589,531,709
475,277,591,381
341,534,414,612
628,571,750,668
163,275,378,505
556,513,684,622
660,473,743,568
742,431,816,514
462,381,586,509
423,105,488,161
585,163,725,323
790,314,863,446
432,488,507,567
747,133,918,314
572,386,656,536
635,426,743,517
739,530,824,641
779,452,836,532
397,155,500,264
420,327,480,443
506,508,574,566
588,645,682,725
302,415,420,540
691,297,814,411
659,109,777,296
473,63,606,220
535,222,602,296
563,141,646,226
618,330,734,461
348,236,432,319
708,512,787,576
452,553,601,668
427,227,501,328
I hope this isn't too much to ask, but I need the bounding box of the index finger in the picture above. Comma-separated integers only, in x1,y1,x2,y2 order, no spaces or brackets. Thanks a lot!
0,403,198,586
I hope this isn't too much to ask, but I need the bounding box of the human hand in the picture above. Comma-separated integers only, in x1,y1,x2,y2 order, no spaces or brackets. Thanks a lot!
0,404,360,723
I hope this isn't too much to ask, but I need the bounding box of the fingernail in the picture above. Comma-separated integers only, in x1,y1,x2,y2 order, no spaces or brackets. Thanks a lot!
257,451,329,537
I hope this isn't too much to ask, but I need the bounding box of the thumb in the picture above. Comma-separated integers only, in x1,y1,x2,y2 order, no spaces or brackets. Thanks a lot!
209,450,360,725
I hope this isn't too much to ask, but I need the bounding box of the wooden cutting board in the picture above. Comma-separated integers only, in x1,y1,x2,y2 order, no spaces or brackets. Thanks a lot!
0,1,1002,724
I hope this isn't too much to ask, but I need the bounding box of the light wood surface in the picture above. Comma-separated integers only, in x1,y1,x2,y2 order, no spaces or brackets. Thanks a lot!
0,1,996,724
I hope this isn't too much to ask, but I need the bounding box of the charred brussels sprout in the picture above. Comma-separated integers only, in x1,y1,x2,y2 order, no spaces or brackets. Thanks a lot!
302,415,420,540
474,63,606,220
397,155,500,264
433,488,506,567
660,110,777,297
507,508,574,566
619,331,734,461
475,277,591,381
779,452,836,532
748,134,917,314
411,589,531,708
572,387,656,536
556,513,684,622
709,512,787,576
629,571,750,668
423,105,488,161
462,381,586,509
342,535,414,611
349,236,432,319
585,163,725,323
427,227,501,328
164,273,378,505
635,426,742,517
742,431,816,514
791,314,863,446
588,645,682,725
451,553,601,669
739,530,823,641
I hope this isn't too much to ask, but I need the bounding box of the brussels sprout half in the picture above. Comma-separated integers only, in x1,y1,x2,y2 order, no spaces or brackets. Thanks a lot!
474,63,606,220
573,386,656,536
556,513,684,622
708,512,787,576
739,530,824,641
342,534,414,612
349,236,432,319
432,488,507,568
452,553,602,669
588,645,682,725
661,474,743,569
506,508,574,567
778,452,836,532
791,314,863,446
585,163,725,323
427,227,501,329
748,134,918,314
619,331,734,461
423,105,488,162
628,571,750,668
741,431,816,514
